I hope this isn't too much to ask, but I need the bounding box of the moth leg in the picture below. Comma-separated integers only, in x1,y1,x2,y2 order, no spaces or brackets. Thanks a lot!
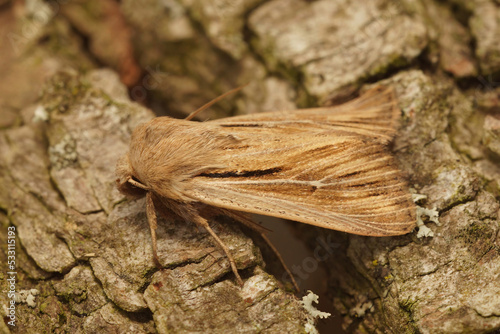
193,215,244,287
146,192,162,268
220,210,299,291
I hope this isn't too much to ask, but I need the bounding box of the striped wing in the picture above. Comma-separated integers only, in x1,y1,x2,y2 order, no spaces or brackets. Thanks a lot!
211,85,401,144
183,87,416,236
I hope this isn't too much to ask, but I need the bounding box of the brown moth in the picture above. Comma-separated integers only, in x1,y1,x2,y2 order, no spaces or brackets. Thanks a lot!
115,85,416,288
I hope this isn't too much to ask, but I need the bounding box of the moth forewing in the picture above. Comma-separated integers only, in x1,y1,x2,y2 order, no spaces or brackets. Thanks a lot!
185,133,416,236
116,85,416,288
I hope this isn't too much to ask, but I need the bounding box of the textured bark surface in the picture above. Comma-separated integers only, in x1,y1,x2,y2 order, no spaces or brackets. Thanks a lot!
1,0,499,333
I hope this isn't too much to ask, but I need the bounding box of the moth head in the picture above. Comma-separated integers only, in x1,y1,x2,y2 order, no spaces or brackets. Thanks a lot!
115,154,148,198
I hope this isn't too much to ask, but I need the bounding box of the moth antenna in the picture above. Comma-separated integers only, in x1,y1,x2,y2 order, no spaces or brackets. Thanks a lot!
185,84,248,121
193,215,244,286
259,233,300,292
128,177,149,191
146,192,162,268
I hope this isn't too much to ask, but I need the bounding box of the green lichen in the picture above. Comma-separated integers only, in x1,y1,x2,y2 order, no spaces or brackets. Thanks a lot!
399,297,418,315
39,302,48,313
457,220,493,245
367,53,410,80
40,71,92,115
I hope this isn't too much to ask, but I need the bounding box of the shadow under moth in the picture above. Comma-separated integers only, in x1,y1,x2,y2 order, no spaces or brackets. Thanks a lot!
115,85,416,289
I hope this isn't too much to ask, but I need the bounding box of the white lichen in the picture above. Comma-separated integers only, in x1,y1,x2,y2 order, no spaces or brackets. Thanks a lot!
14,289,39,308
32,105,49,122
351,301,373,317
240,273,277,303
412,193,440,238
301,290,331,334
412,193,427,203
48,134,78,169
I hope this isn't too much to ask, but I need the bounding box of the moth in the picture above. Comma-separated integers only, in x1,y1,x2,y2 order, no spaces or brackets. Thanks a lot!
115,85,416,289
